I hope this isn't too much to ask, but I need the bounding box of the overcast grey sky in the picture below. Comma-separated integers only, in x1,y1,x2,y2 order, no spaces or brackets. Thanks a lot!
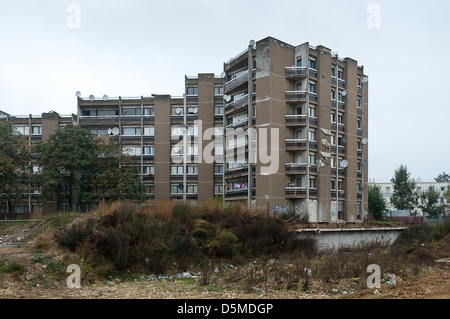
0,0,449,182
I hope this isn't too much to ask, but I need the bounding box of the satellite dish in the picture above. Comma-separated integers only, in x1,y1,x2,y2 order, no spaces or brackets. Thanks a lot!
361,76,369,84
361,138,368,145
362,160,368,166
223,95,231,102
341,90,347,97
107,128,112,135
103,95,109,101
112,127,119,136
220,72,226,78
249,40,256,47
89,95,95,101
75,91,81,98
173,146,180,153
340,160,348,168
176,108,182,115
192,108,198,114
238,163,244,168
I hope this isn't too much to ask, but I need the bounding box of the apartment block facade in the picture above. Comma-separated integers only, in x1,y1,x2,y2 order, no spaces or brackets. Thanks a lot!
1,36,369,223
76,73,225,204
0,111,75,213
222,37,369,223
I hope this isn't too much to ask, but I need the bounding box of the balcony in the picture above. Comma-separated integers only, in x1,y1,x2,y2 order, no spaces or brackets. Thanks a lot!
285,163,317,175
285,115,306,127
285,67,307,79
224,70,248,92
285,187,320,199
224,93,255,115
286,139,307,151
225,164,255,178
309,68,317,78
338,79,346,88
285,163,307,175
286,91,308,103
78,115,119,125
226,188,255,199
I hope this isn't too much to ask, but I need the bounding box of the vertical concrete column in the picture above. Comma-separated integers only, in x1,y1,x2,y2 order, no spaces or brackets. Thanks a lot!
154,95,171,200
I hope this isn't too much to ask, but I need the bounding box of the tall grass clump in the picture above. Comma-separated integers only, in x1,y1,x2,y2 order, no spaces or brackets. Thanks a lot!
53,200,316,277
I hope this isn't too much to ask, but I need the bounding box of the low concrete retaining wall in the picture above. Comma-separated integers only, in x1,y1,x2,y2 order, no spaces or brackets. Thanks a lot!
297,227,407,251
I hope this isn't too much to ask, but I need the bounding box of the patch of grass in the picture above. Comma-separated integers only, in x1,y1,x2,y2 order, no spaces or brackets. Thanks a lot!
0,259,26,275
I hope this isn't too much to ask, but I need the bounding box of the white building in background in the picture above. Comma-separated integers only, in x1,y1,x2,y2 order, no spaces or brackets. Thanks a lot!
369,181,450,216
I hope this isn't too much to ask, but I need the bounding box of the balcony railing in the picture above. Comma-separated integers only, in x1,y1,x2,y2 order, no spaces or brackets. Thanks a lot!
285,187,307,199
285,163,307,174
338,79,346,88
286,91,308,102
224,70,248,92
286,139,307,150
224,93,255,114
225,164,255,177
226,188,256,198
285,115,306,126
285,67,307,79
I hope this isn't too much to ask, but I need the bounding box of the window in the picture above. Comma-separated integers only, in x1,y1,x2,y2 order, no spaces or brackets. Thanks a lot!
296,58,302,67
171,165,184,175
357,98,362,109
214,105,223,115
214,86,224,95
386,187,391,193
122,127,141,136
331,88,336,100
214,184,223,195
338,135,345,146
13,126,29,135
331,66,336,77
309,82,316,93
338,113,344,124
187,86,198,95
357,139,362,150
91,129,108,136
171,184,183,194
171,126,184,136
98,110,118,116
309,178,316,189
123,146,141,156
171,106,184,115
214,125,224,136
309,106,316,118
214,165,223,174
309,153,316,165
338,91,344,102
187,146,198,156
331,111,336,123
309,58,316,70
143,107,154,116
187,106,198,115
309,130,316,141
143,146,154,155
357,160,361,171
330,135,336,146
122,108,141,116
143,166,154,175
357,119,362,129
32,125,42,135
331,179,336,190
338,69,344,80
187,126,198,136
186,165,198,175
143,126,154,136
187,184,198,194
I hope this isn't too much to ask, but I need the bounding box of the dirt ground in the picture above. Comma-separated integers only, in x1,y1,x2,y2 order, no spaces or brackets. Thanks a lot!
1,243,449,300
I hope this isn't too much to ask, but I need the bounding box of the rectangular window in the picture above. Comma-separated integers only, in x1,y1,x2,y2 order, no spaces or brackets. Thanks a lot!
122,127,141,136
357,119,362,129
143,107,154,116
214,105,223,115
143,166,154,175
187,184,198,194
214,184,223,195
13,126,29,135
214,86,224,95
171,184,183,194
309,106,315,118
309,58,316,70
32,125,42,135
214,165,223,174
309,82,316,93
187,86,198,95
296,58,302,67
331,179,336,190
186,165,198,175
171,165,184,175
331,88,336,100
331,66,336,77
309,153,316,165
171,106,184,115
187,106,198,115
123,146,141,156
338,69,344,80
338,113,344,124
171,146,183,155
143,126,154,136
122,108,141,116
143,146,154,155
309,130,316,141
309,178,316,189
331,111,336,123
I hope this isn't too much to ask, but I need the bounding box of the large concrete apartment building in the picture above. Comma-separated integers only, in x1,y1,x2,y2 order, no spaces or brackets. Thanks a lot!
223,37,368,223
1,36,369,224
